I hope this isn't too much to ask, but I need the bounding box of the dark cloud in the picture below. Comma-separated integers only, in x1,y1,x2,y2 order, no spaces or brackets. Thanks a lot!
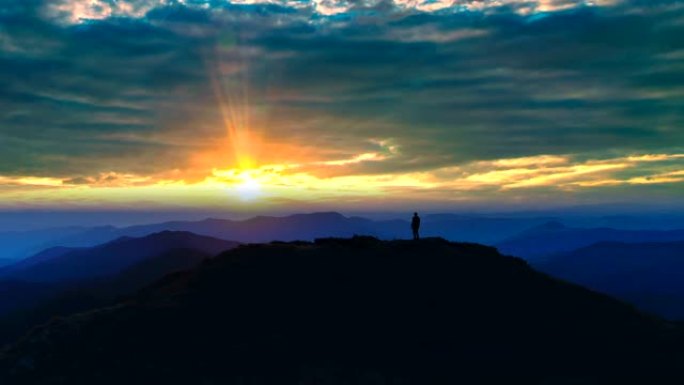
0,0,683,186
242,2,684,172
0,0,218,177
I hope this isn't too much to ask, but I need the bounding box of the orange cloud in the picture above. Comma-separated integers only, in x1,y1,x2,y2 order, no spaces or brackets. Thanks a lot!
0,152,682,209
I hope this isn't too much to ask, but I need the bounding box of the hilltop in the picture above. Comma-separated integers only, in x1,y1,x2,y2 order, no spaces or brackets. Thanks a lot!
1,237,683,384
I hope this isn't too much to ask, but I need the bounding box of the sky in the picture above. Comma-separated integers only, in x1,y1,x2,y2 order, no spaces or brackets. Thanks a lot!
1,0,683,212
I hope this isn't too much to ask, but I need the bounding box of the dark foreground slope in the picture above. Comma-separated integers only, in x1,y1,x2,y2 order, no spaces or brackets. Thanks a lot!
0,248,213,346
1,237,683,385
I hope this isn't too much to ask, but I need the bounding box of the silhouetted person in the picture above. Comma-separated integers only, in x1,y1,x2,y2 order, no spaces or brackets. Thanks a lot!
411,212,421,240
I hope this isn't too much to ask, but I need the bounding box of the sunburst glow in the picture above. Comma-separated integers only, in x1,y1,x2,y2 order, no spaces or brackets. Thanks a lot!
233,171,262,201
2,0,684,210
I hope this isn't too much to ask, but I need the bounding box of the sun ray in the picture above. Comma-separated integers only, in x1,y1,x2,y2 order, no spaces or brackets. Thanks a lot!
206,37,259,171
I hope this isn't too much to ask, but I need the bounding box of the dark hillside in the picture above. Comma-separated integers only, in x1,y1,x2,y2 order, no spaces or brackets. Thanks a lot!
1,237,682,384
0,248,212,346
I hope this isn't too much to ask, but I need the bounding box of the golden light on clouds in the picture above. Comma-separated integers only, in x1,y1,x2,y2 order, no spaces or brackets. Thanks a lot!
0,176,64,187
626,170,684,185
0,150,682,209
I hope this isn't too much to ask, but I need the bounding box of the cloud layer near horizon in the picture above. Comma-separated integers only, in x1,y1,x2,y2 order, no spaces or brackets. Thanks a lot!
1,0,683,208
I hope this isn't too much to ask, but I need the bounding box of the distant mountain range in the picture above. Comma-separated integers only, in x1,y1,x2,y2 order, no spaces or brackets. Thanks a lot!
0,259,13,268
1,237,681,384
538,241,684,319
0,226,97,261
0,231,239,283
5,212,684,323
7,212,684,265
497,221,684,260
0,212,557,261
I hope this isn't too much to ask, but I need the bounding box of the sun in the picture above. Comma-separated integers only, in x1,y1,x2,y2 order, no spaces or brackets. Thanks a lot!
234,172,262,201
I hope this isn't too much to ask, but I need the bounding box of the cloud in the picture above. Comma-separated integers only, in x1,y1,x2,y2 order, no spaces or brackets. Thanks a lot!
0,151,681,209
40,0,616,24
44,0,166,24
0,0,683,207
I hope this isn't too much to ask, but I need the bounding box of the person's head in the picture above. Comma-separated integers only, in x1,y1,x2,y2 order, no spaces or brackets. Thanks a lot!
414,212,418,216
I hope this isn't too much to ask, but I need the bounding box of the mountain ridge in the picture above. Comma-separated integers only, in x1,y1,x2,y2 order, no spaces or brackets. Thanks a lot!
1,212,560,261
0,231,239,283
538,240,684,319
2,237,682,384
497,224,684,260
